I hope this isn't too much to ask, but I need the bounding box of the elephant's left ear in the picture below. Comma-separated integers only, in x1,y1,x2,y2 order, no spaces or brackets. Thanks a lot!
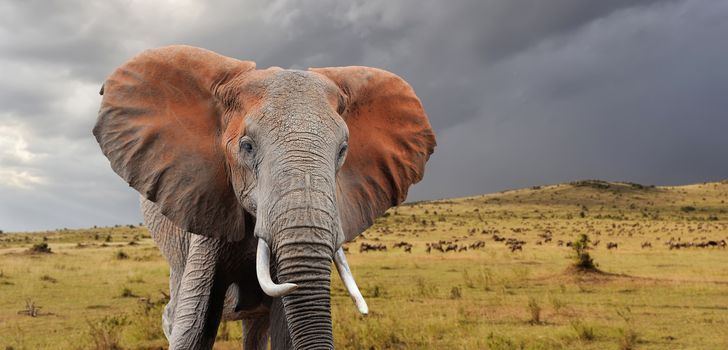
310,67,436,241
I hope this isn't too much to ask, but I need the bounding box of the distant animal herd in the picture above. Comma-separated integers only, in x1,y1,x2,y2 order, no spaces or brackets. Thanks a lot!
350,230,727,254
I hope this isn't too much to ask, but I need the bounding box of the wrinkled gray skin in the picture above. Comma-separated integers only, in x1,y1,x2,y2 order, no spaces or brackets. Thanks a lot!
144,71,347,349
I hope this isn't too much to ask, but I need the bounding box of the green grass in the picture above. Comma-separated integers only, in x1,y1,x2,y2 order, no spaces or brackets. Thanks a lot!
1,180,728,349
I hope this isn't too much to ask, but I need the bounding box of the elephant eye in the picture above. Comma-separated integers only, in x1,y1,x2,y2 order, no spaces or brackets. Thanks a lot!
240,137,255,155
337,142,348,166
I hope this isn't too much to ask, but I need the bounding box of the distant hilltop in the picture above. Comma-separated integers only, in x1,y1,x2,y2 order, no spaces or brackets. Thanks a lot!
3,179,727,234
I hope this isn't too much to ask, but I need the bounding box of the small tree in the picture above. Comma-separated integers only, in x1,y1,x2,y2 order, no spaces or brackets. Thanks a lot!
572,233,596,270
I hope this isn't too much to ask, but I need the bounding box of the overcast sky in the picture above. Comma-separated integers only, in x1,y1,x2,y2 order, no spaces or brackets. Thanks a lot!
1,0,727,231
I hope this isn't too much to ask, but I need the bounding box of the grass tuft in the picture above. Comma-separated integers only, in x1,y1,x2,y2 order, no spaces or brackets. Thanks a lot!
527,296,542,324
571,320,596,341
115,250,129,260
86,315,127,350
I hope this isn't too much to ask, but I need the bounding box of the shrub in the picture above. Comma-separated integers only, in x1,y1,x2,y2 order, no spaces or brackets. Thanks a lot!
571,234,596,270
40,275,57,283
571,179,610,189
680,206,696,212
450,286,462,299
120,287,136,298
28,243,52,254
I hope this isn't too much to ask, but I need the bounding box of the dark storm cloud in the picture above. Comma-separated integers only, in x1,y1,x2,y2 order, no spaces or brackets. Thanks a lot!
1,0,725,231
414,0,728,199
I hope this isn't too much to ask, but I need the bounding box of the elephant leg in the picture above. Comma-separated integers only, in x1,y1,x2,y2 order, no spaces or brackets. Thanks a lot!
162,266,183,340
269,297,293,350
242,316,270,350
141,197,192,340
169,234,226,350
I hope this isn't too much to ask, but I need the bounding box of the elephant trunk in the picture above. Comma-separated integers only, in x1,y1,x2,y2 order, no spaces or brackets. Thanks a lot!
275,235,334,349
254,163,366,348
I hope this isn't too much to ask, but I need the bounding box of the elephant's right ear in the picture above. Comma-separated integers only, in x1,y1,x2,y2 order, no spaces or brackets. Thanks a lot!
93,45,255,241
310,67,436,242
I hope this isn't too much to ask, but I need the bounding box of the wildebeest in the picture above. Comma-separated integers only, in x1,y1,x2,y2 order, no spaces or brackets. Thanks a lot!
468,240,485,250
504,238,525,252
360,242,387,253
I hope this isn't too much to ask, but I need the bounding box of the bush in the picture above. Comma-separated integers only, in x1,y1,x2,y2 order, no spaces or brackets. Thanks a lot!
450,287,462,299
28,243,52,254
571,180,610,189
571,234,596,270
120,287,136,298
680,206,696,212
40,275,57,283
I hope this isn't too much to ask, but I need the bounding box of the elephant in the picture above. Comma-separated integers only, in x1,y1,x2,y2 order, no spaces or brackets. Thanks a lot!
93,45,435,349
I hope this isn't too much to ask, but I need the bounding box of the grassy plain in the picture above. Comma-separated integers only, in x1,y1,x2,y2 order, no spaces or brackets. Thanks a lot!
1,180,727,349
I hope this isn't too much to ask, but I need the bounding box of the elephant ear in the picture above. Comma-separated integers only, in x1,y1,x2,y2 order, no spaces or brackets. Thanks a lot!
310,67,436,241
93,45,256,241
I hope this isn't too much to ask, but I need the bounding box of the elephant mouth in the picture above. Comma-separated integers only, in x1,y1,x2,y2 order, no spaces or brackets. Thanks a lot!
255,239,368,315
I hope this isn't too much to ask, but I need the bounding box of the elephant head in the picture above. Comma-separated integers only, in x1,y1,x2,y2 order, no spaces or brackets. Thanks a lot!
93,45,435,348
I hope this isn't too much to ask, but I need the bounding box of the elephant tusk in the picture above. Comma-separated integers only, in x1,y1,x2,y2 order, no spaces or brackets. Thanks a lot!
256,239,298,297
334,248,369,315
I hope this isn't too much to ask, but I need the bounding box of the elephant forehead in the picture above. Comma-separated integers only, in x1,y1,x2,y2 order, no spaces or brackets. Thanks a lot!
247,71,341,124
241,70,336,106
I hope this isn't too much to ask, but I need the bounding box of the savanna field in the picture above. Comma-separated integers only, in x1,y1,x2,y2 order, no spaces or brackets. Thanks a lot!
1,180,727,350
